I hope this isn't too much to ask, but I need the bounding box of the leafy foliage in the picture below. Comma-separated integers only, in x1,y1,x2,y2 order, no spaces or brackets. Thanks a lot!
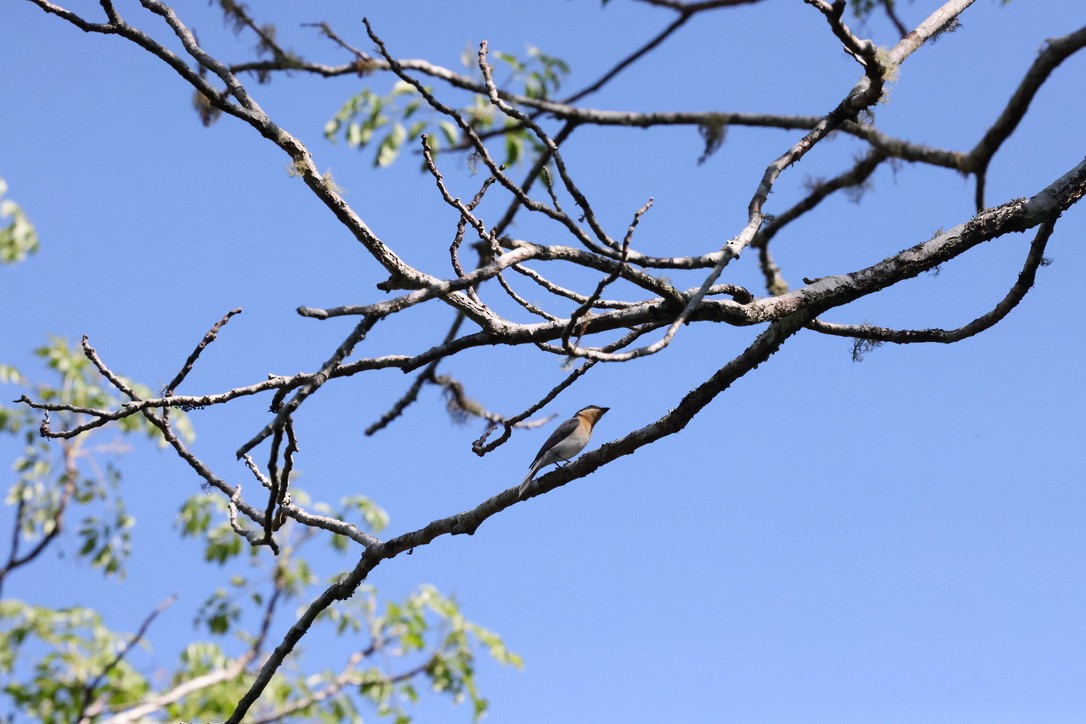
2,453,521,722
0,338,193,582
0,178,39,264
324,46,568,170
0,601,151,721
319,584,523,723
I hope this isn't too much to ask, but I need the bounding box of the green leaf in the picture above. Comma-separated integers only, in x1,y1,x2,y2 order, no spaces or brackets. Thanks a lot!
438,121,459,146
375,123,407,167
390,80,417,97
407,120,427,140
205,521,243,564
177,495,215,537
0,363,25,385
341,494,390,533
504,128,524,167
493,51,524,72
194,590,241,636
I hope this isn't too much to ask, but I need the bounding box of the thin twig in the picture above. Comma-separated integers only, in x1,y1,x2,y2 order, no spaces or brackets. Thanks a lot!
162,308,242,397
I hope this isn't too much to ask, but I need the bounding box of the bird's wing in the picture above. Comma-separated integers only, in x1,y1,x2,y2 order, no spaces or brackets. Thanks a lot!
529,417,580,467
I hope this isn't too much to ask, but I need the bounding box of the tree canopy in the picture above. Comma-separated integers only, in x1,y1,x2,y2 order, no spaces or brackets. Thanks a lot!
1,0,1084,720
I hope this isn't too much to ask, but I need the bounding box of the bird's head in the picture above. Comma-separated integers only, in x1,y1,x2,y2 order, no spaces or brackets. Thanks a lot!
577,405,609,423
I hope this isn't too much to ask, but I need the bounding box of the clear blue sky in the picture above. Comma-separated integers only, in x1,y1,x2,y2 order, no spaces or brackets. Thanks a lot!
2,1,1085,721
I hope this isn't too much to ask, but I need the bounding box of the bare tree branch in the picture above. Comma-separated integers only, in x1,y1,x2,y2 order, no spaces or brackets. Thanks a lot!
807,217,1057,352
15,1,1086,718
964,24,1086,209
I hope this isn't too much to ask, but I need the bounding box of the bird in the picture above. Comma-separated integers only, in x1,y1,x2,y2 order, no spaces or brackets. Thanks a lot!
518,405,609,498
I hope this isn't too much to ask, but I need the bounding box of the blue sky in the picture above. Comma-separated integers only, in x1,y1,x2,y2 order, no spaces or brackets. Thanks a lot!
1,1,1085,721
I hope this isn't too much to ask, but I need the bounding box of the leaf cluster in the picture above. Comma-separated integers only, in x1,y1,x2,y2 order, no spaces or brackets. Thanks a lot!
324,45,568,169
0,178,39,265
0,601,151,721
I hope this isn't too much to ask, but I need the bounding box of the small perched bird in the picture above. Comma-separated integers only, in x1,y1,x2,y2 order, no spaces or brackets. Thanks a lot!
518,405,609,498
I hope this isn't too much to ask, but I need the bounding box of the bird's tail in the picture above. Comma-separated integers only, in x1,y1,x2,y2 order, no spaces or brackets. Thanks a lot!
518,461,541,498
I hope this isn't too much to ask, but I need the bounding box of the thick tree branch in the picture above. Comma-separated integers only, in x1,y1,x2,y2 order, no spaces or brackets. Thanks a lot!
806,217,1057,350
16,3,1085,718
227,308,809,722
22,149,1085,448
